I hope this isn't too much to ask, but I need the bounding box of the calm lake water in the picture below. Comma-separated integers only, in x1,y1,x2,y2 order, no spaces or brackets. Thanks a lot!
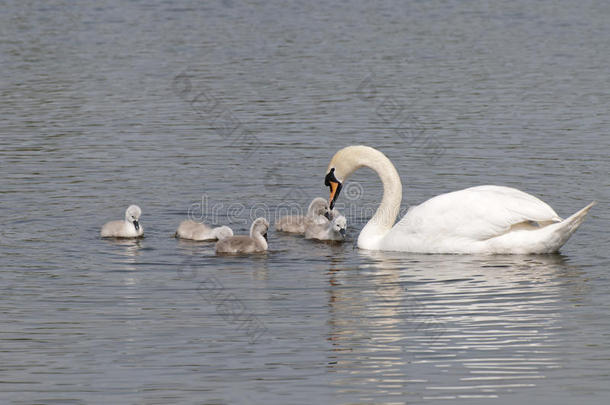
1,0,609,403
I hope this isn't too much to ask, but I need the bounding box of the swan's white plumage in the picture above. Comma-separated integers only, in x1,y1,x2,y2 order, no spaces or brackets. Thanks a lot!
326,145,594,254
384,185,567,253
393,185,561,240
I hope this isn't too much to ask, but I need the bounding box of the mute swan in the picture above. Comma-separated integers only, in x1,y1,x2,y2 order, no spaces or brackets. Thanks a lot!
101,205,144,238
276,197,329,234
324,145,595,254
175,220,233,241
305,215,347,241
216,217,269,254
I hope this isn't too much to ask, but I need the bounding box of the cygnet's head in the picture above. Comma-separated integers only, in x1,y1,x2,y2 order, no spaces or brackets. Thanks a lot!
214,226,234,241
332,215,347,238
125,205,142,230
250,217,269,241
307,197,330,218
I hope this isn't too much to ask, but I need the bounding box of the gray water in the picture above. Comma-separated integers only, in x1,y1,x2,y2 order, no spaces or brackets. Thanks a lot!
1,0,609,403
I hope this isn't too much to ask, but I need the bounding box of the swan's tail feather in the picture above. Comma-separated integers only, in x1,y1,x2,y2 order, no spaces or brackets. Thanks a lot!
545,201,596,252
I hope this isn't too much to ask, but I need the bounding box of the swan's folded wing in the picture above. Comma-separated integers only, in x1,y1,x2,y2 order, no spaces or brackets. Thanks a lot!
216,235,258,253
394,185,562,241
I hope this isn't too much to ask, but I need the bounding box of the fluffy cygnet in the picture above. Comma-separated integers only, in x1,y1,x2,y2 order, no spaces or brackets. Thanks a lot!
175,220,233,241
101,205,144,238
216,218,269,254
276,197,329,234
305,215,347,241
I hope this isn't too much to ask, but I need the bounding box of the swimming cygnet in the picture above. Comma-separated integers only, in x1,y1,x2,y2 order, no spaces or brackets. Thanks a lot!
175,220,233,241
305,215,347,241
101,205,144,238
276,197,329,234
216,218,269,254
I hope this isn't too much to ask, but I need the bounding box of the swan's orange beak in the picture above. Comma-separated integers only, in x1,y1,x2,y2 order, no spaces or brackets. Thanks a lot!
325,168,342,210
328,181,340,209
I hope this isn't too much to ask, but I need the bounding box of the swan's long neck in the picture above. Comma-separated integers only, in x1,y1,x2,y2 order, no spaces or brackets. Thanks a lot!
337,147,402,249
250,222,268,250
253,233,268,250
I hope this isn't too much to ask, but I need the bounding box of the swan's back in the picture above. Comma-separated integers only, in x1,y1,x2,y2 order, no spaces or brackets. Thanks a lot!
216,217,268,254
176,220,212,240
383,185,566,253
216,235,264,254
304,222,328,240
275,216,307,233
101,220,130,237
396,186,559,237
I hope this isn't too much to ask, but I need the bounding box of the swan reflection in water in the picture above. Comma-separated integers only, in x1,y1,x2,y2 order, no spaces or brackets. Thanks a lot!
326,251,586,401
102,237,143,276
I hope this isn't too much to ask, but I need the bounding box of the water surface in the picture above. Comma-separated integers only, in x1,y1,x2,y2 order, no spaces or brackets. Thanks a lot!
1,0,609,403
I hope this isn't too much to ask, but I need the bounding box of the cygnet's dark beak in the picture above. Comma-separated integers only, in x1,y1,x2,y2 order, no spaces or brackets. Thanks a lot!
324,211,331,220
133,220,140,231
339,228,346,238
263,232,268,241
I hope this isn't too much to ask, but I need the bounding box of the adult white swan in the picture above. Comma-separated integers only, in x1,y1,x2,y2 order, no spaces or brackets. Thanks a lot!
324,145,595,254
